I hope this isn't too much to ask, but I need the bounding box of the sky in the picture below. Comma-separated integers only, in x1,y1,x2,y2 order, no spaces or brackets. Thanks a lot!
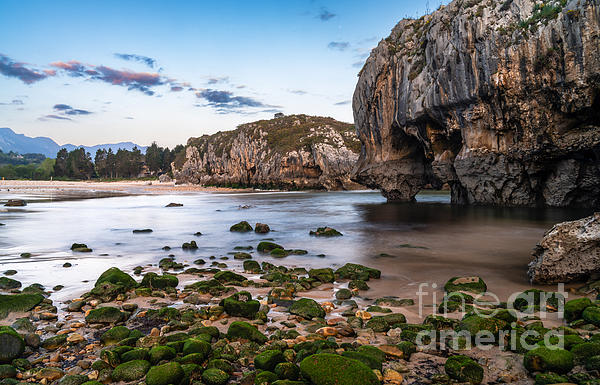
0,0,439,148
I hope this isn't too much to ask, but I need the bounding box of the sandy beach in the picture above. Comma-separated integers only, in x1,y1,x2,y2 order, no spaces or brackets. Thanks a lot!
0,180,254,197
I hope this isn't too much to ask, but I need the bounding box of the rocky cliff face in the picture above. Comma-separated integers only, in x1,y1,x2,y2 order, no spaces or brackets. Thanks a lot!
353,0,600,207
172,115,362,190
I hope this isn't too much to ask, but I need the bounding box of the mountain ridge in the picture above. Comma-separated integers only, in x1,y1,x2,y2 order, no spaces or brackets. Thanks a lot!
0,127,147,158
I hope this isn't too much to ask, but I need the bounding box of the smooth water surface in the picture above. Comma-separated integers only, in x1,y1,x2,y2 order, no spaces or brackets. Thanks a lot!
0,190,591,302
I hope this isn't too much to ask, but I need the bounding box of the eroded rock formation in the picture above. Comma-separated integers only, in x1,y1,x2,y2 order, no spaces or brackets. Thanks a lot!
172,115,362,190
528,213,600,283
353,0,600,206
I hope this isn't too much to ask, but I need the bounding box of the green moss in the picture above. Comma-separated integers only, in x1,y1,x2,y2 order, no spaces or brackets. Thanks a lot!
0,293,44,319
299,353,379,385
141,273,178,289
255,370,278,385
244,260,261,273
270,248,290,258
214,270,246,284
95,267,136,289
227,321,268,344
202,368,229,385
257,241,283,252
0,364,16,379
41,334,67,350
255,350,285,371
71,243,92,252
111,360,150,382
335,263,380,281
230,221,253,232
444,276,487,294
309,227,342,237
149,345,176,365
457,315,508,339
220,291,260,318
534,372,569,385
341,351,382,371
85,307,126,324
274,362,300,380
444,355,483,384
565,297,593,322
308,268,334,283
512,289,563,312
120,348,149,362
571,342,600,363
182,339,211,360
0,278,20,290
100,326,130,345
290,298,325,320
145,362,185,385
207,358,233,374
583,306,600,326
57,375,88,385
523,347,574,374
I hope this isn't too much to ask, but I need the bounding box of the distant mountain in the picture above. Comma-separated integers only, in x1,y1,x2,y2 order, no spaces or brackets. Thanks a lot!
0,127,147,158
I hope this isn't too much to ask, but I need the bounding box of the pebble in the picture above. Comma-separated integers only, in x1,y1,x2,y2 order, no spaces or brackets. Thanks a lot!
67,333,85,343
379,345,404,359
316,327,337,337
355,310,372,320
383,369,403,384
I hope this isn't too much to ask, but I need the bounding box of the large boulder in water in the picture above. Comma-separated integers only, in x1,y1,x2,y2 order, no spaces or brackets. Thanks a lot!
528,213,600,284
95,267,137,289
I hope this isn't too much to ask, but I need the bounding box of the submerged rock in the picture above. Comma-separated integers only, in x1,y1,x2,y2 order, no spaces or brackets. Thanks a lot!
70,243,92,252
309,227,342,237
230,221,253,232
528,213,600,284
255,223,270,233
4,200,26,207
165,203,183,207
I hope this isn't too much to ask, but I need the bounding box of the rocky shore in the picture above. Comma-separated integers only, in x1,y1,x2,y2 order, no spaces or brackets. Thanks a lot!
1,223,600,385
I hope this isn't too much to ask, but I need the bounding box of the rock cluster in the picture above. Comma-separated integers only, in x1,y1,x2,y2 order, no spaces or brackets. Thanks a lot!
172,115,362,190
352,0,600,207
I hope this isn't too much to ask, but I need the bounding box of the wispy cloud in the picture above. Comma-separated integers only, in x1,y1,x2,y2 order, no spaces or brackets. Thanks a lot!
334,100,350,106
114,53,157,69
0,99,24,106
40,114,72,121
50,104,92,117
327,42,350,51
170,86,184,92
0,54,50,84
318,8,336,21
207,77,229,85
195,88,278,114
51,61,166,95
288,89,307,95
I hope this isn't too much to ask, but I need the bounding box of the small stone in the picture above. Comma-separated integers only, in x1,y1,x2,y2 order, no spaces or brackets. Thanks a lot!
383,369,403,384
316,327,338,337
66,334,85,343
378,345,404,358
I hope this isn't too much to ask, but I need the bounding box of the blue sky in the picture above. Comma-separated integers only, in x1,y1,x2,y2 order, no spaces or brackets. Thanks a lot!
0,0,438,148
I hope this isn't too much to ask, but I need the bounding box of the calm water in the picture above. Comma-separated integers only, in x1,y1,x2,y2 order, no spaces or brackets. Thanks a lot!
0,190,591,302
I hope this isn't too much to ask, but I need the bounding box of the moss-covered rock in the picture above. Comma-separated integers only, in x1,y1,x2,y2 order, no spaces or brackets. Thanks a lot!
257,241,283,252
309,227,342,237
100,326,130,345
111,360,150,382
571,342,600,362
230,221,253,232
0,364,16,379
141,273,178,289
308,268,334,283
349,280,369,291
227,321,267,344
0,278,21,290
341,351,381,371
274,362,300,380
71,243,92,252
41,334,67,350
145,362,185,385
583,306,600,327
255,371,278,385
524,347,574,374
512,289,563,312
299,353,379,385
57,374,88,385
289,298,325,320
255,350,285,371
533,372,569,385
244,260,261,273
149,345,176,365
335,263,380,281
335,289,352,300
0,293,44,319
121,348,149,362
182,339,211,361
85,307,126,324
457,315,508,339
202,368,229,385
565,297,593,323
214,270,246,284
0,327,24,363
444,277,487,294
95,267,136,289
207,359,233,374
444,355,483,384
182,241,198,250
220,291,260,318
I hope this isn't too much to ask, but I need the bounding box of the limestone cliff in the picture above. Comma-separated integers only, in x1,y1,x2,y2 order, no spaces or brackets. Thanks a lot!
172,115,362,190
353,0,600,207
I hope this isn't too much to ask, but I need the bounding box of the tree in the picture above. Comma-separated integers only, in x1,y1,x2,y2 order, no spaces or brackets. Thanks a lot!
145,142,162,174
66,148,94,179
95,149,108,178
54,148,69,177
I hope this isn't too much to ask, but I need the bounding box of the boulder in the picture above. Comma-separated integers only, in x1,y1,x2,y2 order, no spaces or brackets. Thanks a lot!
201,368,229,385
85,307,126,324
255,223,271,233
0,277,21,290
290,298,325,320
141,273,178,289
308,268,334,283
0,327,24,363
95,267,137,289
226,321,267,344
523,347,574,374
254,350,285,371
145,362,184,385
529,213,600,283
111,360,150,382
309,227,342,237
444,276,487,294
299,353,379,385
444,355,483,384
220,291,260,318
0,293,44,319
230,221,252,232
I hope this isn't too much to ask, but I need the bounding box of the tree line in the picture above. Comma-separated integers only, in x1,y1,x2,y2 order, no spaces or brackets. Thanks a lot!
52,143,183,179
